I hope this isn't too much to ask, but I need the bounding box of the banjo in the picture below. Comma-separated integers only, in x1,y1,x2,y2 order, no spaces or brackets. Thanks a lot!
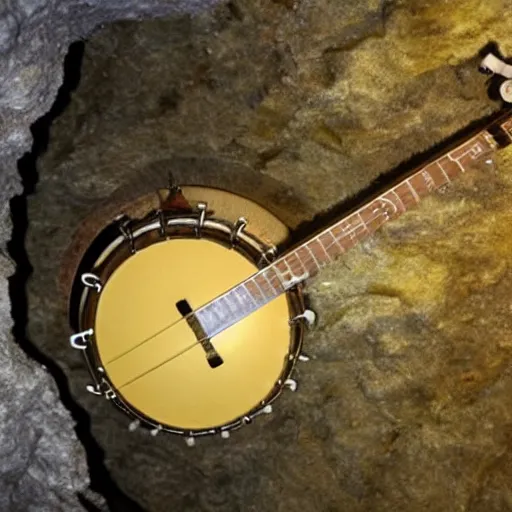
68,54,512,445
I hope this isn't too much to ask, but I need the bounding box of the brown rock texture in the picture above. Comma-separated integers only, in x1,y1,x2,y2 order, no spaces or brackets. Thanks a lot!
26,0,512,510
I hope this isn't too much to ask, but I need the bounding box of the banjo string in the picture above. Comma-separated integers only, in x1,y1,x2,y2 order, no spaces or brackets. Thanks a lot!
111,208,391,388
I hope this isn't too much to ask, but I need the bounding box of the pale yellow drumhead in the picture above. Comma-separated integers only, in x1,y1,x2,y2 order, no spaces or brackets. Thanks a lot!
95,238,291,430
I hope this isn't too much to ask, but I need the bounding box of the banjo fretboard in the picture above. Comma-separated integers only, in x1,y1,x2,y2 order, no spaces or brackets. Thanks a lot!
196,117,512,339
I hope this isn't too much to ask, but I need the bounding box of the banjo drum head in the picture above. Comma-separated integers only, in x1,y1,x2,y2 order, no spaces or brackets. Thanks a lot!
68,186,305,435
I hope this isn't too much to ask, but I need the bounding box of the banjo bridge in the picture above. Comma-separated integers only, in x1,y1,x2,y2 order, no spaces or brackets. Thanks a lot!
176,299,224,369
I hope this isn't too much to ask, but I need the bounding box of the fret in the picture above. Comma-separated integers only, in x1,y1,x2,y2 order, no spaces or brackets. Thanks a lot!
377,189,405,214
231,287,254,314
437,159,451,182
326,228,344,251
447,155,466,174
449,136,486,162
286,252,308,275
246,277,266,303
366,194,400,230
220,295,236,316
359,203,380,235
296,245,321,275
239,283,259,308
257,272,274,297
421,165,442,190
206,302,224,324
317,236,333,261
196,303,222,335
357,212,371,234
305,243,322,268
308,239,331,265
395,181,419,207
331,214,368,249
273,255,309,289
269,267,285,292
292,248,309,274
318,231,341,259
409,171,431,198
448,136,494,176
260,268,281,295
430,161,450,187
446,158,465,180
197,290,255,339
391,189,407,212
405,178,420,203
274,258,288,278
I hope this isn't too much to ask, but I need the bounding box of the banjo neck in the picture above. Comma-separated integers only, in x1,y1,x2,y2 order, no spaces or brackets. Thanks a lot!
196,110,512,339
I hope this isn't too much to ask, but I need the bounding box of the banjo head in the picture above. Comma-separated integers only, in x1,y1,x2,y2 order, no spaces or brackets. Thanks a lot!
68,186,305,437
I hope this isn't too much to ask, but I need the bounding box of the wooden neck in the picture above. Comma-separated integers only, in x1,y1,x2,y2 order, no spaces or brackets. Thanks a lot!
196,110,512,338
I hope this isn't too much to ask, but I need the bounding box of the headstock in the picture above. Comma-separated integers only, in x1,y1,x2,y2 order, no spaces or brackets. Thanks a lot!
479,45,512,104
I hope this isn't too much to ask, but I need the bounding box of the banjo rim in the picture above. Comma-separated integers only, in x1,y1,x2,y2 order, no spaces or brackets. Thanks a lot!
70,205,306,437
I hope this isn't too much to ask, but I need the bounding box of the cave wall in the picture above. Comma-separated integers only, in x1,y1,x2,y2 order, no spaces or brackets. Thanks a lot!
12,0,512,511
0,1,222,510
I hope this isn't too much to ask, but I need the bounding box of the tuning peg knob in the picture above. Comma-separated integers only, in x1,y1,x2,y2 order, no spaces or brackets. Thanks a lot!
500,79,512,102
285,378,298,392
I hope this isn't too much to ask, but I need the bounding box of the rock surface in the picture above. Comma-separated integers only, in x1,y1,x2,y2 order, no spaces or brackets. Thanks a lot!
25,0,512,511
0,0,222,511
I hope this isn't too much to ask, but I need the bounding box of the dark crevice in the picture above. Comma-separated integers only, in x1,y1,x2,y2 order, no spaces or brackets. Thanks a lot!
7,41,145,512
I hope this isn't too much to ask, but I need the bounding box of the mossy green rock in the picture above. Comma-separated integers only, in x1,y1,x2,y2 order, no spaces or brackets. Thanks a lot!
27,1,512,510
